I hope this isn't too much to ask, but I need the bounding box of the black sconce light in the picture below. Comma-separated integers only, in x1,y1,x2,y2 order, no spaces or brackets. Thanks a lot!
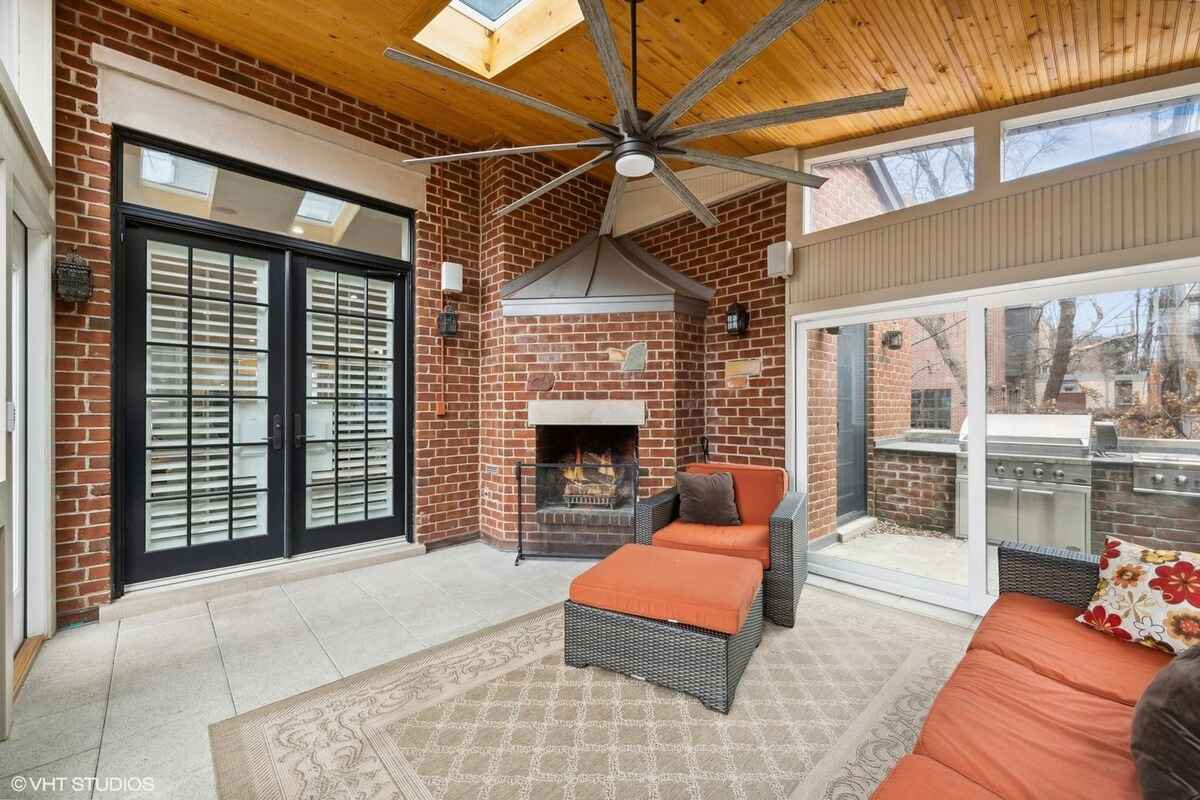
436,302,460,337
725,302,750,336
881,329,903,350
54,247,94,303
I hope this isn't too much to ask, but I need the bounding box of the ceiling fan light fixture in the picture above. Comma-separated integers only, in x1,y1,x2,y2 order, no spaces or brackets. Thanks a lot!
615,151,655,178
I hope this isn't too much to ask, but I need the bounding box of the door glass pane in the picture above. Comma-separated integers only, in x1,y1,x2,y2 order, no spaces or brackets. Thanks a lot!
338,273,365,314
233,445,268,491
191,399,230,444
367,319,393,358
233,351,268,396
307,356,336,397
807,315,970,589
191,448,230,495
338,316,365,355
232,304,268,349
147,449,187,499
147,399,187,447
306,442,335,484
367,440,392,477
337,400,365,438
984,282,1200,598
306,485,336,528
192,249,231,298
146,499,188,552
231,493,267,539
338,359,366,397
367,400,392,438
307,400,336,441
191,349,230,395
147,241,188,294
367,481,392,519
191,299,230,346
233,256,269,303
367,360,391,398
147,346,187,395
147,294,187,344
367,279,394,320
338,441,366,480
190,496,229,544
233,399,268,444
307,270,337,310
308,313,336,353
338,482,365,523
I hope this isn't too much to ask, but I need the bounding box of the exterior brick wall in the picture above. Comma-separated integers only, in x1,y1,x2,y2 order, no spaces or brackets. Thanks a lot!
866,321,912,519
871,451,957,533
806,330,838,540
53,0,485,623
1092,465,1200,554
634,185,789,468
808,163,891,233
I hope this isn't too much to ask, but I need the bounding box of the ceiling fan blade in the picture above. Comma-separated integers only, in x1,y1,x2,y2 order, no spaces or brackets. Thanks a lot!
578,0,640,134
599,175,627,236
496,151,614,217
661,88,908,144
671,148,827,189
645,0,825,138
384,47,614,135
404,139,613,165
653,162,719,228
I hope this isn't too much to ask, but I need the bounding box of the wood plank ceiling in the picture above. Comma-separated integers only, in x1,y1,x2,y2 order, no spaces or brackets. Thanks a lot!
120,0,1200,175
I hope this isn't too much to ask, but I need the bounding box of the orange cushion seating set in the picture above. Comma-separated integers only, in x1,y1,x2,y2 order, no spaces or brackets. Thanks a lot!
635,463,808,627
563,462,808,712
872,542,1172,800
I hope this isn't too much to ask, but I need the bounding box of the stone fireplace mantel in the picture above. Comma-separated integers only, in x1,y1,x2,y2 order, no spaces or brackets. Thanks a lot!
527,400,646,427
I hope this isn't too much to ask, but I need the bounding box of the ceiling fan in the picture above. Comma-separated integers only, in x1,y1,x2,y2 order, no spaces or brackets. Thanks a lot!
385,0,907,233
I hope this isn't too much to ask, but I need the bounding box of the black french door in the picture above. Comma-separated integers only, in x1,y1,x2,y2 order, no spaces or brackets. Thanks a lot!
121,223,409,584
287,255,406,555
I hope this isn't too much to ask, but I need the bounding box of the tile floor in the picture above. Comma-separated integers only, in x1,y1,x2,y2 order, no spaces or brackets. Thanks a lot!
0,542,594,799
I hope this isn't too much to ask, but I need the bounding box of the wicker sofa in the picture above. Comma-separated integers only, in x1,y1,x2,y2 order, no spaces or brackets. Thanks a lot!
635,462,808,627
872,541,1173,799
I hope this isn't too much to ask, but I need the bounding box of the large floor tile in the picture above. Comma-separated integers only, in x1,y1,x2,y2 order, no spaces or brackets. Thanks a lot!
95,710,217,799
0,701,106,777
318,617,424,675
0,748,99,800
221,638,339,712
14,663,112,724
283,575,392,639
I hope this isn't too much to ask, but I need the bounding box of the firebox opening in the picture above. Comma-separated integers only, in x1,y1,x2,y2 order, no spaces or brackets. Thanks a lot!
535,425,639,511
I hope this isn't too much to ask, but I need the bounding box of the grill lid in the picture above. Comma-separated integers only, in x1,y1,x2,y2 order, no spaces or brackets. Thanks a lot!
959,414,1092,449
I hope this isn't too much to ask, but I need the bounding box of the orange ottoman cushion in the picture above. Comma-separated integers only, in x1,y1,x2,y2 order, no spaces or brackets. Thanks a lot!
653,520,771,568
871,755,1001,800
569,543,762,635
684,462,786,526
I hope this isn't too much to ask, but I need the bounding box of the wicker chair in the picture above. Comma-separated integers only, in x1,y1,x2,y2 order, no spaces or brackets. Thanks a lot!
996,540,1100,609
635,466,807,628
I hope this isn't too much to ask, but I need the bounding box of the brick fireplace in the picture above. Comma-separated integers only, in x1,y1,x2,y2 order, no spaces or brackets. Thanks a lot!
482,234,712,554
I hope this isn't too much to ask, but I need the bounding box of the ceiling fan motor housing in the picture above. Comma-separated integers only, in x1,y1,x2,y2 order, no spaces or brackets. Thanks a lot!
613,139,657,178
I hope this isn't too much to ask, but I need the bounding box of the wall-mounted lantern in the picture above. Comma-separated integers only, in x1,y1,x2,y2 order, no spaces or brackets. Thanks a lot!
881,329,904,350
54,247,94,303
437,302,460,338
724,302,750,337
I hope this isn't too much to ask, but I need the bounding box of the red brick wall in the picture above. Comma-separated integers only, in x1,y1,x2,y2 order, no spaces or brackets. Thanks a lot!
872,451,957,533
477,153,609,543
634,185,789,467
53,0,484,623
808,163,891,232
866,321,913,517
806,330,838,540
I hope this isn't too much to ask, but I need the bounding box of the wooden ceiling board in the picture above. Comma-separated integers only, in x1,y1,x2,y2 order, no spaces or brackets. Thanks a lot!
118,0,1200,176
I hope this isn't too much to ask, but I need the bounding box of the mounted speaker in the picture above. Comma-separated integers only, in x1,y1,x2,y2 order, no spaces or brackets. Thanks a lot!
766,240,793,278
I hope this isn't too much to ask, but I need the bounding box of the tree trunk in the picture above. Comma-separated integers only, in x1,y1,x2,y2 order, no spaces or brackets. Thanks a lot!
1042,298,1077,405
915,315,967,396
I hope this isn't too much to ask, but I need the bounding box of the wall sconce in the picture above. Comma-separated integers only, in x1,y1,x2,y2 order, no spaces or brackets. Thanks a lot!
54,247,94,303
437,302,460,337
881,329,903,350
725,302,750,336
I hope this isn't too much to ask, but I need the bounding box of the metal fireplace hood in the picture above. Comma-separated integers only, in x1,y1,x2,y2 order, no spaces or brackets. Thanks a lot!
500,233,713,317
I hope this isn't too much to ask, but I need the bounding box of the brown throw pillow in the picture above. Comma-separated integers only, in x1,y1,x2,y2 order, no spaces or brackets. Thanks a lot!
677,471,740,526
1131,645,1200,800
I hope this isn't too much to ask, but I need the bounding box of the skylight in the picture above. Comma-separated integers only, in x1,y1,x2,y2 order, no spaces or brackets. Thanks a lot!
296,192,346,225
450,0,533,31
140,149,216,197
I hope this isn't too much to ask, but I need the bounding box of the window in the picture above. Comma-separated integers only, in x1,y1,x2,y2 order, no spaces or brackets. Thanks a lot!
449,0,532,30
806,136,975,233
417,0,580,78
1003,94,1200,181
911,388,953,430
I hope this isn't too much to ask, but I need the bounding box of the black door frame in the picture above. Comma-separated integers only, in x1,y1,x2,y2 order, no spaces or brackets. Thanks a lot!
111,129,415,596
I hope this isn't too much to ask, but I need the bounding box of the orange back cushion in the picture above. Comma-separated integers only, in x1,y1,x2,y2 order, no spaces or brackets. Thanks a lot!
683,462,787,525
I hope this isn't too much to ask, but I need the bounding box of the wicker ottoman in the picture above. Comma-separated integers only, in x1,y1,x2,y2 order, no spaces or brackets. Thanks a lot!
564,543,763,713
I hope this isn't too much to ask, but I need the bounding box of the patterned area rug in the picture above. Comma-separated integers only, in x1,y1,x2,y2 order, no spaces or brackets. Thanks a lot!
209,587,971,800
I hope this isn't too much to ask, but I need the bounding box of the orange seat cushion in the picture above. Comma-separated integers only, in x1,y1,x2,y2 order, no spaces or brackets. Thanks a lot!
970,592,1171,706
871,755,1001,800
568,543,762,635
684,462,786,526
914,650,1140,800
653,520,771,569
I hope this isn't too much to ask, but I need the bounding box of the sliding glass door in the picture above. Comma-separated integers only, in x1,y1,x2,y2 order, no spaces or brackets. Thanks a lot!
121,223,409,584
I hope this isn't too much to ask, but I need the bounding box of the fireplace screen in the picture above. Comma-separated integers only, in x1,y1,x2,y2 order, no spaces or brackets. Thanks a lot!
514,425,640,561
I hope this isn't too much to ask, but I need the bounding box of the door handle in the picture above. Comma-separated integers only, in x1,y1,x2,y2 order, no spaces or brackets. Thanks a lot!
294,413,306,448
271,414,283,450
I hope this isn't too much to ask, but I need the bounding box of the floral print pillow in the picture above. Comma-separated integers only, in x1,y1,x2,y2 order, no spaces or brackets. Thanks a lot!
1077,537,1200,655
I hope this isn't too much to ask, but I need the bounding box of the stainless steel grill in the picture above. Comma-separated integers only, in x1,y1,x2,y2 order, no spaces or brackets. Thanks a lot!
955,414,1092,552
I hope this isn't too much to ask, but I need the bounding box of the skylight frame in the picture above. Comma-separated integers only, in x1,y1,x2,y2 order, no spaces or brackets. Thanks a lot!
448,0,534,32
139,147,218,198
295,191,347,226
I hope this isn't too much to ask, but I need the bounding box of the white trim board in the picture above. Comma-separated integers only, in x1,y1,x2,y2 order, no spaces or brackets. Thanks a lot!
91,45,430,211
